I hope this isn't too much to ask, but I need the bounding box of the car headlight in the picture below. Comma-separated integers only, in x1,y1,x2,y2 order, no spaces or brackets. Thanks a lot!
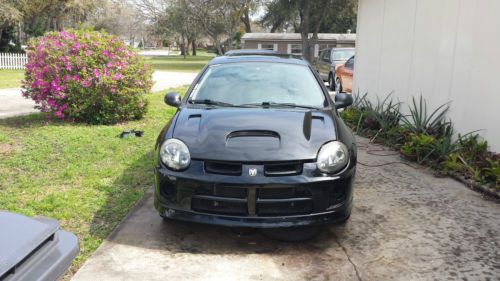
160,139,191,170
316,141,349,173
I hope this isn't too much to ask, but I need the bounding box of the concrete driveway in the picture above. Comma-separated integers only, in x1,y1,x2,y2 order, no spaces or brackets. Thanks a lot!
0,71,197,119
72,137,500,281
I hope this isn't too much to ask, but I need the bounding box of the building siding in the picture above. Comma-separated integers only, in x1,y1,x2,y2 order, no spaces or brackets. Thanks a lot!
354,0,500,151
242,36,353,57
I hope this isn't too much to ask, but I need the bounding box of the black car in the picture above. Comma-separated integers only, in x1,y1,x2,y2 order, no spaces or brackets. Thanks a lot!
154,53,357,229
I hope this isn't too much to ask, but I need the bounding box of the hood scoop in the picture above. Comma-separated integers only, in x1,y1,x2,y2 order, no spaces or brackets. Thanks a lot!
226,130,280,149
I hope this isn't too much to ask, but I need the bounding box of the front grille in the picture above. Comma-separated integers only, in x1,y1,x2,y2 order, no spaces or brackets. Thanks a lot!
258,187,311,199
204,160,303,177
192,184,248,215
256,187,313,216
187,175,350,217
192,196,247,215
204,161,242,176
257,198,313,216
264,162,303,176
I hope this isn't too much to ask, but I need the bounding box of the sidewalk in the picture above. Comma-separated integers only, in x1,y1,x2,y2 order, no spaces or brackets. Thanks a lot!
0,71,197,119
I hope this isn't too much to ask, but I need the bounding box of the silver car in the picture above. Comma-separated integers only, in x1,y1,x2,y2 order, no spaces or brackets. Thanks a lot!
314,48,355,91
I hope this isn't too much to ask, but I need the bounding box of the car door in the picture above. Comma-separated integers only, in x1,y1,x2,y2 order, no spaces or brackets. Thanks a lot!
318,49,331,80
341,56,355,93
313,50,324,78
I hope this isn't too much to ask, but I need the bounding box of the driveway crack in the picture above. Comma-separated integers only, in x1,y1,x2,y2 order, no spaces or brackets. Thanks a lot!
332,232,363,281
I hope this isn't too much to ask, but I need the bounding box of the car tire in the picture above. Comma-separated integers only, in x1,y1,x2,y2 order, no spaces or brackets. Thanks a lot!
260,225,323,242
335,78,343,94
328,73,335,91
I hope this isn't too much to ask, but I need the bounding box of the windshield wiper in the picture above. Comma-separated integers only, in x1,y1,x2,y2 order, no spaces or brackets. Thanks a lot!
241,102,321,110
189,99,236,107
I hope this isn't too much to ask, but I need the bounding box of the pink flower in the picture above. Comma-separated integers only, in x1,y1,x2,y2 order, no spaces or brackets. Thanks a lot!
93,68,100,78
81,80,92,88
112,73,123,80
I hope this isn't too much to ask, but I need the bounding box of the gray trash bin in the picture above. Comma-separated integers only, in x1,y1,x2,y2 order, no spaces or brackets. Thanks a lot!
0,211,79,281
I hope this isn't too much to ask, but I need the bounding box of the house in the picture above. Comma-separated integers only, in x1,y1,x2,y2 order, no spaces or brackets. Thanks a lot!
354,0,500,152
241,33,356,57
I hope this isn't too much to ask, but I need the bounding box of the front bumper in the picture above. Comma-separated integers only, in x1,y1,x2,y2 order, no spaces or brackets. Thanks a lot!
154,160,355,228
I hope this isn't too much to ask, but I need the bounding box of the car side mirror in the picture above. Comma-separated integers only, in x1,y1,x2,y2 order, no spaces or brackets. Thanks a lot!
335,92,353,109
164,92,181,107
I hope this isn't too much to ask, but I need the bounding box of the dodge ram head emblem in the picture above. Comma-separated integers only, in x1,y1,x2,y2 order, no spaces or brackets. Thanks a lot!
249,168,257,176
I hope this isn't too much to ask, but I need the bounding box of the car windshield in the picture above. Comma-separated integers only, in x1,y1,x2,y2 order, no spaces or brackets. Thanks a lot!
333,50,355,61
189,62,326,108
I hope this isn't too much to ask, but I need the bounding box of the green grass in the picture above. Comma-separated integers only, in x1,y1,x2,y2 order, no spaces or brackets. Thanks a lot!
144,52,214,72
0,86,188,275
0,70,24,89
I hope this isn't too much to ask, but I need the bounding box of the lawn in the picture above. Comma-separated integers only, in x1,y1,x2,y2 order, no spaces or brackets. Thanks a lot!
0,69,24,89
143,52,215,72
0,86,187,276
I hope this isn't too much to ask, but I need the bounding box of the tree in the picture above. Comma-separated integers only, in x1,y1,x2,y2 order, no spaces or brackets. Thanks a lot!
259,0,298,33
90,0,147,47
0,0,99,51
260,0,358,61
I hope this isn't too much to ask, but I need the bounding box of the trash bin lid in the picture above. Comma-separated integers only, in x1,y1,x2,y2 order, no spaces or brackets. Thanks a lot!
0,211,60,277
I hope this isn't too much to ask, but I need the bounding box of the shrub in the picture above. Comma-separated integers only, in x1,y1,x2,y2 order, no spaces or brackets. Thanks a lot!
361,94,401,132
400,133,437,164
22,29,153,124
402,96,450,136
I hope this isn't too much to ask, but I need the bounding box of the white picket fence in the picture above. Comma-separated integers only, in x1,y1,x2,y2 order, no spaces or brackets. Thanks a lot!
0,53,28,70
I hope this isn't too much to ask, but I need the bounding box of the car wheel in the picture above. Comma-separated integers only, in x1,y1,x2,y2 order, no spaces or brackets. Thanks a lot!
335,78,343,94
260,225,323,242
328,74,335,91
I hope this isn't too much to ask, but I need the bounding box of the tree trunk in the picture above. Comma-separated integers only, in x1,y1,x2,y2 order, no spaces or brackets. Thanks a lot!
300,2,312,62
192,39,197,56
180,35,187,58
241,8,252,33
270,19,283,33
187,38,192,56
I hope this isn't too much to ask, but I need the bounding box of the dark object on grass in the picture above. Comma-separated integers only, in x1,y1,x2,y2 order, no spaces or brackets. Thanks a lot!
119,130,144,138
0,211,79,281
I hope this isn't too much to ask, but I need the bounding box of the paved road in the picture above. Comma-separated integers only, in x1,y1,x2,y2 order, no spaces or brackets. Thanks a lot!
0,71,198,119
0,88,37,118
72,137,500,281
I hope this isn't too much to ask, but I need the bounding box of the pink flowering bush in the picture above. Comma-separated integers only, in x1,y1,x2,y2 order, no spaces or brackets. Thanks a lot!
22,29,153,124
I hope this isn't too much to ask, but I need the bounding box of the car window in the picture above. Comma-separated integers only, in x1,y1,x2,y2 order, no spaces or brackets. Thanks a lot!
345,56,355,69
190,62,326,108
322,50,331,62
332,50,355,61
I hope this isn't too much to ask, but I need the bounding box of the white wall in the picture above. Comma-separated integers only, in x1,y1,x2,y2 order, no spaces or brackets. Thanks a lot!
354,0,500,152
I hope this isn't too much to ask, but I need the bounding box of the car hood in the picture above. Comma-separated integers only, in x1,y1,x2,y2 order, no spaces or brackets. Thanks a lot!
172,107,337,162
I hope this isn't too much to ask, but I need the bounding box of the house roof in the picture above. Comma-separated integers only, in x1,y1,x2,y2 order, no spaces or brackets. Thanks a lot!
241,33,356,41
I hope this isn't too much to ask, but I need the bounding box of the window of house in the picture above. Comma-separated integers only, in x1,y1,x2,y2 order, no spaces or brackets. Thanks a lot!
290,44,302,54
260,43,274,50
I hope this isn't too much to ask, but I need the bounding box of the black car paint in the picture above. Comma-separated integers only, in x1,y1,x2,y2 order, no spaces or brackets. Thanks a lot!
154,55,357,228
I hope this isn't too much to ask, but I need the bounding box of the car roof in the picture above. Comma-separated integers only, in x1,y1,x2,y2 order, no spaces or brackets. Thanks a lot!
320,47,355,52
224,49,278,56
209,52,309,66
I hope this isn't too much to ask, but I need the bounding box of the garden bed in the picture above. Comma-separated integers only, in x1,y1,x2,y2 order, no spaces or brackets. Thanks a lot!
340,94,499,198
